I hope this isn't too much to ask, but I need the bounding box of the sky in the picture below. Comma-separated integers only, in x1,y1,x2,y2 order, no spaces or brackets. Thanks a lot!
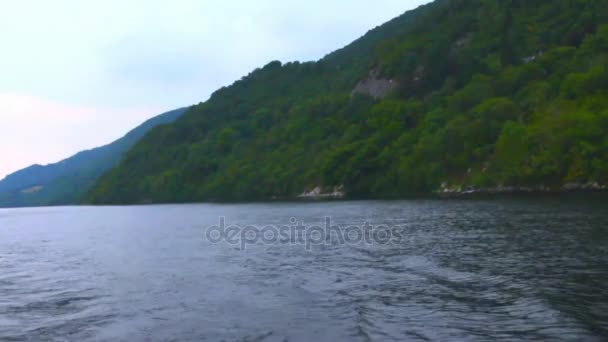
0,0,429,180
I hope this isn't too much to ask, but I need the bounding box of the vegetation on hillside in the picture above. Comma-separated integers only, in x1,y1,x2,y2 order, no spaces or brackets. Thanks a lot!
87,0,608,204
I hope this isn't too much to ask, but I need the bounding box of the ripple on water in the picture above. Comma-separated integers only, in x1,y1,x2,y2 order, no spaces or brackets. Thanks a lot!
0,199,607,341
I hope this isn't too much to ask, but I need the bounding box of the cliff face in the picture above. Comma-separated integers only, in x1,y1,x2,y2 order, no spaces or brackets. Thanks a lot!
351,70,398,99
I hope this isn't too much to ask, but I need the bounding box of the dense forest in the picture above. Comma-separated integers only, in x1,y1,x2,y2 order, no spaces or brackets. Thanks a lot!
87,0,608,204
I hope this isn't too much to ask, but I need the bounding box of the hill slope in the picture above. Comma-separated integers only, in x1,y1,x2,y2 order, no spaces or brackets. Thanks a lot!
0,107,188,207
88,0,608,204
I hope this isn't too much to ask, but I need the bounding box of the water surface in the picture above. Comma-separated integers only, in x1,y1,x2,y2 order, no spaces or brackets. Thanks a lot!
1,197,607,341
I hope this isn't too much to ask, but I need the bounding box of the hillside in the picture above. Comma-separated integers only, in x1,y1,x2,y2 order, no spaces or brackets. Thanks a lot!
87,0,608,204
0,107,188,207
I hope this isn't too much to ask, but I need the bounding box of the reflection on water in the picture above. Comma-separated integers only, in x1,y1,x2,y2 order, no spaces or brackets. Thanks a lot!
0,196,607,341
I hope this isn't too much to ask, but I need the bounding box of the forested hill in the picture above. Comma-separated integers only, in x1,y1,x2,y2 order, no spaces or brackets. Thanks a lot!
0,107,188,207
87,0,608,204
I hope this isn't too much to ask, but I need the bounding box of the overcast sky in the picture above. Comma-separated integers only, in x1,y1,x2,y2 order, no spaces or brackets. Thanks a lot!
0,0,429,179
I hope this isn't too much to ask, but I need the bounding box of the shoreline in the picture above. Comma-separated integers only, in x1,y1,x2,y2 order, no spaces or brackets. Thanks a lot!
437,183,608,198
2,186,608,209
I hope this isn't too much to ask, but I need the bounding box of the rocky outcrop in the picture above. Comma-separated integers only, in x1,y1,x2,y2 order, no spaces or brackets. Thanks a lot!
298,185,345,199
451,33,472,55
351,70,398,99
438,182,607,198
523,51,543,63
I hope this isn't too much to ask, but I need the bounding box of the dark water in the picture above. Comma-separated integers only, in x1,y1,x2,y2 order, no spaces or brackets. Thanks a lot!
1,197,607,341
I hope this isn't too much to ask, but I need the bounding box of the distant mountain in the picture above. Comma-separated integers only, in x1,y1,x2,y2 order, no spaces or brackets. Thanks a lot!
0,107,188,207
87,0,608,204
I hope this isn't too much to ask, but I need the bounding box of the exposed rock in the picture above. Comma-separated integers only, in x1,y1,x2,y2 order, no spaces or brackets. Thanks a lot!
449,34,472,59
298,185,345,199
438,181,608,198
412,65,425,82
562,182,607,191
351,70,398,99
453,34,472,49
562,183,584,191
522,51,543,63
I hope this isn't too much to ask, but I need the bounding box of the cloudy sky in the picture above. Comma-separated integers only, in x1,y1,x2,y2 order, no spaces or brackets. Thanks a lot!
0,0,429,179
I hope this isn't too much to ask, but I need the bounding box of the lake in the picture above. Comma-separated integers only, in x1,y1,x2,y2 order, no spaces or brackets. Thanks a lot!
1,197,607,341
